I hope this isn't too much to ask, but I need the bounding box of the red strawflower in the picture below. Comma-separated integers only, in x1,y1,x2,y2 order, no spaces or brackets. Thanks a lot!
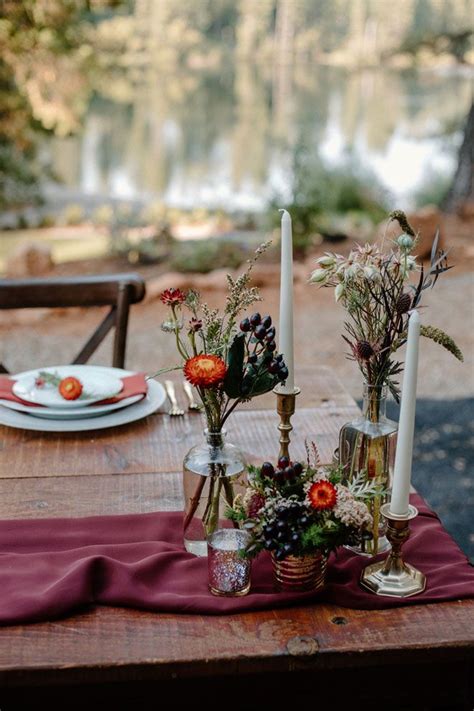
160,288,186,307
184,355,227,388
246,492,265,519
308,480,337,511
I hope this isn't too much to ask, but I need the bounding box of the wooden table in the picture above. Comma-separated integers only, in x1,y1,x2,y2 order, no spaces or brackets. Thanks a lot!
0,366,473,711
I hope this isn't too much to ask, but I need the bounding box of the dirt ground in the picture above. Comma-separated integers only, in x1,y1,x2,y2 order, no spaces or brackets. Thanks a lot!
1,212,473,400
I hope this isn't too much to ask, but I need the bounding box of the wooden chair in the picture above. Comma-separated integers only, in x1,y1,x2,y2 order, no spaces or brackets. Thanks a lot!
0,273,146,373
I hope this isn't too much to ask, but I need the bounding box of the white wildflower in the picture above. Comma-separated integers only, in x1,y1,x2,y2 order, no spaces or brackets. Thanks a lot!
261,492,300,520
333,485,372,529
363,266,380,281
400,255,419,279
316,254,336,268
344,263,361,280
310,268,328,284
335,282,345,302
362,243,375,256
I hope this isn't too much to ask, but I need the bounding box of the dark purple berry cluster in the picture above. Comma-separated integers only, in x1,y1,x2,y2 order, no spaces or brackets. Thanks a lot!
240,313,288,385
258,457,308,559
262,501,309,559
260,457,303,486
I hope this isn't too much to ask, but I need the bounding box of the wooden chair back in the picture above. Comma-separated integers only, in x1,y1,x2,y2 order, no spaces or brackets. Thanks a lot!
0,273,146,372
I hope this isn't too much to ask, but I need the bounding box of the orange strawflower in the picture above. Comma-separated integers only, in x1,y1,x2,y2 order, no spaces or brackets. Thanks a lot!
308,480,337,511
58,376,83,401
184,355,227,388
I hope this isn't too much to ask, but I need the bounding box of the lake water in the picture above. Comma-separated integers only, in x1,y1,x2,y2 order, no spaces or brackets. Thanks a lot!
46,63,473,212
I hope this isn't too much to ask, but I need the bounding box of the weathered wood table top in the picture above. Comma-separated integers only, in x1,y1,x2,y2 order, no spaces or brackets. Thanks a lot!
0,366,472,710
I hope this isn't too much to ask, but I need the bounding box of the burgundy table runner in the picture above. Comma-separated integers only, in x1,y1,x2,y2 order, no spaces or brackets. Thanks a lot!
1,494,472,625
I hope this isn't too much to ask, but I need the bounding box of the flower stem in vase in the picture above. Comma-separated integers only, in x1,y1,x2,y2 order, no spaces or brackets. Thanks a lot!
339,384,397,556
183,430,246,556
205,470,222,536
366,387,385,555
221,474,237,510
183,474,207,533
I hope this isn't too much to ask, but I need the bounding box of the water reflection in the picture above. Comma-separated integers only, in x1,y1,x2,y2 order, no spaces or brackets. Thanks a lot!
48,63,472,209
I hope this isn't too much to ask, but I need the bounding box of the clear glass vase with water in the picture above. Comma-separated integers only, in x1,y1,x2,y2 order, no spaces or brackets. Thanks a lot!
338,384,397,556
183,429,246,557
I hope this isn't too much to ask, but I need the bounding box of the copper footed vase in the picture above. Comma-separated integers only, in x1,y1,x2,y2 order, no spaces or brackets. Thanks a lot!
271,551,327,592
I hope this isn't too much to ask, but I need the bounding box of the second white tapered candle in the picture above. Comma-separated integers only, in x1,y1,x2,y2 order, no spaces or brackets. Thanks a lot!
390,310,421,516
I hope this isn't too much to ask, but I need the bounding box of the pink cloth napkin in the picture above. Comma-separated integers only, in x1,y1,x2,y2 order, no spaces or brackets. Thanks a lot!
0,373,147,407
0,494,472,625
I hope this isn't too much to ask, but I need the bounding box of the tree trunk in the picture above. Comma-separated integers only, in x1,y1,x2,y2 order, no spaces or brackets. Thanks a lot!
274,0,296,65
443,102,474,212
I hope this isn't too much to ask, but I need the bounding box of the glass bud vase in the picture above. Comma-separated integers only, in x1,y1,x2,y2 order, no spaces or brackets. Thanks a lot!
338,384,397,556
183,429,246,557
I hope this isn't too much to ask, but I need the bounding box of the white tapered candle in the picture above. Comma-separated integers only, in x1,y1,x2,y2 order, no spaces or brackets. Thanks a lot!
278,209,295,394
390,310,421,516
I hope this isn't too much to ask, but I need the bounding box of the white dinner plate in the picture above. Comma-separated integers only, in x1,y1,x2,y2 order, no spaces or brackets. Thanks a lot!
0,371,166,432
0,393,144,420
12,365,123,409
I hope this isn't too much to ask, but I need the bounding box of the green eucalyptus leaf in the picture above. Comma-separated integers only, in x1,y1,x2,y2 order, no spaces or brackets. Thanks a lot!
248,371,278,397
223,332,245,398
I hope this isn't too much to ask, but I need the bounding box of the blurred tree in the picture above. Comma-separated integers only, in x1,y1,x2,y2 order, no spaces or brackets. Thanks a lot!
1,0,473,210
347,0,367,63
0,0,126,207
236,0,273,59
232,62,269,187
134,0,237,64
0,61,42,208
274,0,298,64
412,0,433,38
443,102,474,212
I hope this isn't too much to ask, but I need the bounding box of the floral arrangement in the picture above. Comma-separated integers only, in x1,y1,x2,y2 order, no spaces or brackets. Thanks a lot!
228,445,377,560
159,243,288,430
159,244,290,548
309,210,463,401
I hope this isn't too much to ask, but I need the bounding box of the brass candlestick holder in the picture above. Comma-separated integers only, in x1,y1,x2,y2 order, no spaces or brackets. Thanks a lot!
273,385,300,460
361,503,426,598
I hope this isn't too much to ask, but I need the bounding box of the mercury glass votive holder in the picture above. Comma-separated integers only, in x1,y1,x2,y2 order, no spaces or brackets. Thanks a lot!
207,529,251,597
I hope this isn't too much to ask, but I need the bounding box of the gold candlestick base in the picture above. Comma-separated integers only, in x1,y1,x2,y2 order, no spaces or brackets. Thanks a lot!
360,503,426,598
273,385,300,461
